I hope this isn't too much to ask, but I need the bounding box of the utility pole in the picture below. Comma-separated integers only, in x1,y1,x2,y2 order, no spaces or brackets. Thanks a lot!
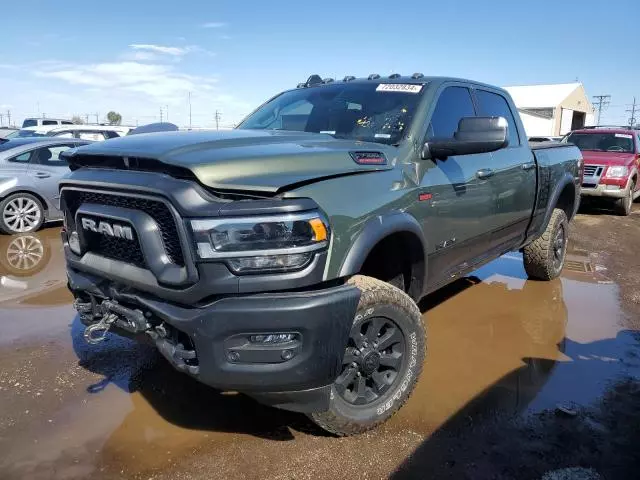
85,114,89,124
6,110,11,127
165,105,169,122
592,94,611,126
626,97,637,128
215,110,221,130
0,113,3,127
188,92,192,129
159,107,163,123
95,113,99,124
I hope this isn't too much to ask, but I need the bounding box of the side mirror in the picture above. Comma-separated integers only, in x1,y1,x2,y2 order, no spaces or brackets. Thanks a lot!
422,116,509,160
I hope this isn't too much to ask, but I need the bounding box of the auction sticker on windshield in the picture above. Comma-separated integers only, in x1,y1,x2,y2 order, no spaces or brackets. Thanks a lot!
615,133,632,138
376,84,423,93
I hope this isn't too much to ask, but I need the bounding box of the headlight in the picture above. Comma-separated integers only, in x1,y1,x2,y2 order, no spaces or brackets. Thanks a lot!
605,166,629,178
190,212,330,273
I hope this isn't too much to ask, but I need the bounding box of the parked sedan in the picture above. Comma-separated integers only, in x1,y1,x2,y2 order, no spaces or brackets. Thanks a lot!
0,138,92,234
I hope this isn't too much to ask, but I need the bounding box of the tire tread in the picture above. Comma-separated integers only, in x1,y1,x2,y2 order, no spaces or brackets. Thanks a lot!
309,275,425,436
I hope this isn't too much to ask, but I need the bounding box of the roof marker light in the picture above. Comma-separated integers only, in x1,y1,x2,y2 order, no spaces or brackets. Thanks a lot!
411,72,424,79
367,73,380,80
389,73,401,79
343,75,356,82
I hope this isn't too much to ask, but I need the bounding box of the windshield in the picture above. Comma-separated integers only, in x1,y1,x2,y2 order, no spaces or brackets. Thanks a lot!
237,82,425,145
564,132,635,153
22,119,37,128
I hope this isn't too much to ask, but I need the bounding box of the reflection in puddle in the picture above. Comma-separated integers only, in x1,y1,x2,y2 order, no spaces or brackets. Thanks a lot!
0,228,70,307
0,228,73,344
1,232,638,479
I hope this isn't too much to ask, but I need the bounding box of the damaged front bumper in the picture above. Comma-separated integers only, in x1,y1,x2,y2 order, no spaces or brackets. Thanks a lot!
68,268,360,413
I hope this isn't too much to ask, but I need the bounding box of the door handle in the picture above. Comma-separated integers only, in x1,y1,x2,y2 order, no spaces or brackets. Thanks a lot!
522,162,536,171
34,172,51,178
476,169,495,179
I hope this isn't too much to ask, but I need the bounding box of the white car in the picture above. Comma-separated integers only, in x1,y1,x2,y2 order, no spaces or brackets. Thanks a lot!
21,118,74,135
47,124,132,141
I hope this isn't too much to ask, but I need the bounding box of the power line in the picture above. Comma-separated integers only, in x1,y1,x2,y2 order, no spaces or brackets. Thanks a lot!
626,97,637,127
592,94,611,125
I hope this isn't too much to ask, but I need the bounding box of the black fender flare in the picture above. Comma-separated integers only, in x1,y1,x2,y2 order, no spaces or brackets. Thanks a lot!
543,173,578,227
338,212,428,282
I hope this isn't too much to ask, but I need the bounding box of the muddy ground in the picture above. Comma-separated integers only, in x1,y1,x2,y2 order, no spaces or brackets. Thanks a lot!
0,203,639,480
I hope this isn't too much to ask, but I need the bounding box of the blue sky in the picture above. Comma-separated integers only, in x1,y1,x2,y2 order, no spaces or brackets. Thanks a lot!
1,0,638,128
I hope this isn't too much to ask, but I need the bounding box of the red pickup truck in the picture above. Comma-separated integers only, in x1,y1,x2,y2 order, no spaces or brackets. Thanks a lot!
563,127,640,215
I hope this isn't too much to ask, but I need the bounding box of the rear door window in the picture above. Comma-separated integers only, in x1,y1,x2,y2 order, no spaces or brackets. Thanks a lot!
42,120,58,126
31,144,75,166
54,131,75,138
78,131,106,141
427,86,476,140
475,90,520,147
8,150,35,163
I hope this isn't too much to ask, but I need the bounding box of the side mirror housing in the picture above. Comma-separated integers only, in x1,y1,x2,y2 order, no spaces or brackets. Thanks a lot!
422,116,509,160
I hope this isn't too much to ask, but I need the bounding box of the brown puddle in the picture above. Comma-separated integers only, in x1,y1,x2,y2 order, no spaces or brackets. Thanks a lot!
1,230,639,479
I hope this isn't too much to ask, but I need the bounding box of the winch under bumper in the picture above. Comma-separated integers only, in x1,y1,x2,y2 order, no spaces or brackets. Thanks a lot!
68,268,360,411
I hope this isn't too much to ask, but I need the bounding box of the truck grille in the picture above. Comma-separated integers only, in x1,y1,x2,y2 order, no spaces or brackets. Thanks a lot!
83,222,146,267
62,190,184,267
583,165,603,177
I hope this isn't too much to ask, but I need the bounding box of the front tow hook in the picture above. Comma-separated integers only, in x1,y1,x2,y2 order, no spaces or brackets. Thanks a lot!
83,313,118,344
74,298,151,344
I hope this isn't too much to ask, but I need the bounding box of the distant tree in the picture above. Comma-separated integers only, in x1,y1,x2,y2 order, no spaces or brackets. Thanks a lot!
71,115,85,125
106,111,122,125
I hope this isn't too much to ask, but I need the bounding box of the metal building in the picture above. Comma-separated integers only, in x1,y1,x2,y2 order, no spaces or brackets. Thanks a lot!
503,83,595,137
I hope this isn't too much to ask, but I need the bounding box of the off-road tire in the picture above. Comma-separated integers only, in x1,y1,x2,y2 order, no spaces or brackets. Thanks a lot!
308,275,426,436
615,181,635,216
0,193,45,234
523,208,568,281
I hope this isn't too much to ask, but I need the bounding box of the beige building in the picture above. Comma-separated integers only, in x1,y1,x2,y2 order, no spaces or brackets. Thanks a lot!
503,83,595,137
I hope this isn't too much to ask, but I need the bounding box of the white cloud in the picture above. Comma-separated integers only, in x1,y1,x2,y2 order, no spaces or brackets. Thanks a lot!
1,48,251,127
129,44,191,56
35,61,216,103
122,51,159,62
202,22,226,28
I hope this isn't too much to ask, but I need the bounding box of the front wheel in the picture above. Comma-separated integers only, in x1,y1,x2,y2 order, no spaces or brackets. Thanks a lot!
523,208,568,281
308,275,426,436
0,193,45,234
615,181,635,216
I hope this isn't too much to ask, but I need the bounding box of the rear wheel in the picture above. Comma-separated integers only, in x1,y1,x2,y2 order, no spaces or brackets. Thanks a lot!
0,193,45,234
523,208,568,281
308,275,426,436
615,181,635,216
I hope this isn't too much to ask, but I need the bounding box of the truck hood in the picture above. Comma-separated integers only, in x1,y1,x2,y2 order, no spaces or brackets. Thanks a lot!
67,129,395,193
580,151,637,167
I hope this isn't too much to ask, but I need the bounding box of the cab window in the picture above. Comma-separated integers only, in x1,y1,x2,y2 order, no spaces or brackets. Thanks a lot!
475,90,520,147
427,86,476,140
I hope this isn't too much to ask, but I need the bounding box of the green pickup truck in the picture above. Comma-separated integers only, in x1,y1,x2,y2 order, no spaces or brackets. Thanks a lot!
60,74,582,436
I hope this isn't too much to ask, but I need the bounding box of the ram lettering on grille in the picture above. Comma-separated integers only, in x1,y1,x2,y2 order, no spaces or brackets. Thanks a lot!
81,218,134,241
